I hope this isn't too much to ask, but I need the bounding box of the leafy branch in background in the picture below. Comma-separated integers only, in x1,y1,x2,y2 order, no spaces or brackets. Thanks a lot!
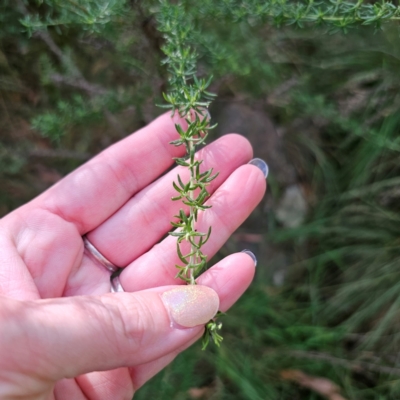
195,0,400,32
157,1,223,349
19,0,125,34
14,0,400,140
17,0,400,35
11,0,146,143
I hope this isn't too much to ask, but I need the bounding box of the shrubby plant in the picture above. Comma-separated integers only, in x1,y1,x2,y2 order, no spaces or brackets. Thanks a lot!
157,1,222,348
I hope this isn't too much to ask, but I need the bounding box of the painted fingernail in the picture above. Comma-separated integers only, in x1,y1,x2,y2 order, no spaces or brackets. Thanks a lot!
248,158,269,179
161,285,219,328
241,249,257,267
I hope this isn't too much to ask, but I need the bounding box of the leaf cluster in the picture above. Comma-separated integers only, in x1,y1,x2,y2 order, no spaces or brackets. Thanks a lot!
190,0,400,33
201,311,225,350
167,114,219,283
157,0,224,347
20,0,126,35
157,1,219,283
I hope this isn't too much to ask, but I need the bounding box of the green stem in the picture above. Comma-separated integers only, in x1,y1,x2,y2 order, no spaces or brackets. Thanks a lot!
188,126,197,285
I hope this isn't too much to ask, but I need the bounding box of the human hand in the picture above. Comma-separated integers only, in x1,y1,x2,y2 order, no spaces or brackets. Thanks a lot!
0,112,267,399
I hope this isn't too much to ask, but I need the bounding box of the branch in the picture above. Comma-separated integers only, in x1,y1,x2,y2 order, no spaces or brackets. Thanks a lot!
17,0,126,137
194,0,400,31
49,73,107,95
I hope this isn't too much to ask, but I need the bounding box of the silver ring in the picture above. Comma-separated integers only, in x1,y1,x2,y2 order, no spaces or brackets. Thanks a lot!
111,275,125,292
83,235,119,273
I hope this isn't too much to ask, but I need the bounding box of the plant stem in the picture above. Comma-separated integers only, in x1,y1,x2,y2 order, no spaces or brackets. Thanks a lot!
188,138,196,285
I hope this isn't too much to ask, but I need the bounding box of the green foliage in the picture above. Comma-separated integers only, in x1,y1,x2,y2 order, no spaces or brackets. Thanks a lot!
277,112,400,353
157,1,223,348
31,95,98,141
190,0,400,32
20,0,127,34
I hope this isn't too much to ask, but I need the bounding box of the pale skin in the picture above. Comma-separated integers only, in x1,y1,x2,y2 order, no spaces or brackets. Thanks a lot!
0,112,266,400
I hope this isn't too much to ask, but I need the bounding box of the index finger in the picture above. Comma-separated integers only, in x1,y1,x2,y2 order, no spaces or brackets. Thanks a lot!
23,112,186,234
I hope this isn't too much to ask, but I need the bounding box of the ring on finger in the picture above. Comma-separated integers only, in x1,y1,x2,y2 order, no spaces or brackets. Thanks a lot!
83,235,119,273
111,275,125,293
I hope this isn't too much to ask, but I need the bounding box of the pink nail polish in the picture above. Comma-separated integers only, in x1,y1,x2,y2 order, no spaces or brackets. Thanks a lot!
161,285,219,328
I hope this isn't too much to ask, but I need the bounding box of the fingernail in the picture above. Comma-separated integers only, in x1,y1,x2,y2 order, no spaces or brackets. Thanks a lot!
241,249,257,267
161,285,219,328
248,158,269,179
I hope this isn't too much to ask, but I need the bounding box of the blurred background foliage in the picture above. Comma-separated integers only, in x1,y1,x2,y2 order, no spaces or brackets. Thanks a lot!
1,0,400,398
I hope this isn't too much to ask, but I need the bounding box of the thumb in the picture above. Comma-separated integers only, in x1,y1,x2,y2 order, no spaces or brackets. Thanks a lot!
0,286,218,391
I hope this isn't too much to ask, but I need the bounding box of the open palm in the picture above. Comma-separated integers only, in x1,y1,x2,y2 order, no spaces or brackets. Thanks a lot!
0,112,266,399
